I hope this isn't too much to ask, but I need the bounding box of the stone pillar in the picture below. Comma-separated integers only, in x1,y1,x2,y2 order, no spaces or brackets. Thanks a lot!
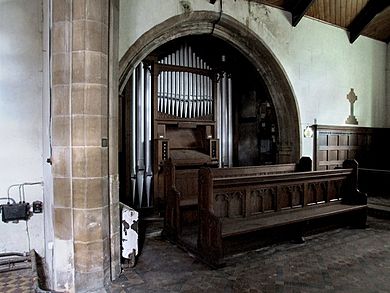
108,0,121,280
51,0,116,291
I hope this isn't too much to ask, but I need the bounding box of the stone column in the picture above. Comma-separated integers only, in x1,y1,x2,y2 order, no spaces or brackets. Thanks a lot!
108,0,121,280
51,0,117,291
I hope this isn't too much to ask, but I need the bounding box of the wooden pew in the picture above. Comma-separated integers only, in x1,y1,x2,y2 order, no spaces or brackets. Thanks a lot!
163,157,312,239
197,160,367,267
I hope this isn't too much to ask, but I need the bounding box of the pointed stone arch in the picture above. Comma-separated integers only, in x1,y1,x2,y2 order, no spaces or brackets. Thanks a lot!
119,11,300,163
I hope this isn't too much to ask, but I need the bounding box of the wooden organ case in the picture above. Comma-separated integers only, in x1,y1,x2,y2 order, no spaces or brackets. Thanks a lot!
151,44,220,205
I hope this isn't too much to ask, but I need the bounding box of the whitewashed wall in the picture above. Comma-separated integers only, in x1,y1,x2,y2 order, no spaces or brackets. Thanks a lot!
0,0,45,255
119,0,388,158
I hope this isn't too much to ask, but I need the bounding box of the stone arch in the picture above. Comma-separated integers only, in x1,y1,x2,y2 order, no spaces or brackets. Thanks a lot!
119,11,300,163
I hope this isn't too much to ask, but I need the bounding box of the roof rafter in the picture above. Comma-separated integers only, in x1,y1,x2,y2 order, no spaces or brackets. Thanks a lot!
348,0,389,44
291,0,316,27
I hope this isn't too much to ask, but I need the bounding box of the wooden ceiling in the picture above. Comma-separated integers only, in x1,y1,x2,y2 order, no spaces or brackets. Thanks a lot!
225,0,390,43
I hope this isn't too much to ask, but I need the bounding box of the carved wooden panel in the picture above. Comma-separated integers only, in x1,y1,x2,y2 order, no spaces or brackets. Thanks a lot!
214,191,244,218
175,169,198,199
250,187,276,215
307,181,327,205
215,193,228,218
312,125,389,171
328,179,343,202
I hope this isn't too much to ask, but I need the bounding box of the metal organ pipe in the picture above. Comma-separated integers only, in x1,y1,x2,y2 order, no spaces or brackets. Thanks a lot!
228,76,233,167
176,50,180,117
153,47,216,120
217,72,233,167
188,46,193,119
136,63,145,206
144,64,152,207
166,56,171,115
221,73,228,167
129,61,153,208
131,69,137,203
193,53,197,118
183,45,189,119
170,54,175,115
216,76,222,167
196,57,201,117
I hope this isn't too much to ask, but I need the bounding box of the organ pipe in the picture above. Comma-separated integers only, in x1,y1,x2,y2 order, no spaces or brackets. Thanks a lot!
136,63,145,206
131,70,136,204
129,62,153,208
217,73,233,167
228,76,233,167
144,64,152,207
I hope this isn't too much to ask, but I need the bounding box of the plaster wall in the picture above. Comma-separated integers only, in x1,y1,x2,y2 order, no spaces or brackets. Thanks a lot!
119,0,388,159
0,0,45,255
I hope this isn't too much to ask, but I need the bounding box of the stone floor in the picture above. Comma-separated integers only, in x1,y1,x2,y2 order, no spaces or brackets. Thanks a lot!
0,266,34,293
1,216,389,293
0,251,41,293
107,216,390,293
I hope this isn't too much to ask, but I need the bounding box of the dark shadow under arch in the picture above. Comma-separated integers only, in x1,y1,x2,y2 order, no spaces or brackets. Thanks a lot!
119,11,300,163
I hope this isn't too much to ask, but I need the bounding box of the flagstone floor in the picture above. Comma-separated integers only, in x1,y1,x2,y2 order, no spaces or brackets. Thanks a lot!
107,216,390,293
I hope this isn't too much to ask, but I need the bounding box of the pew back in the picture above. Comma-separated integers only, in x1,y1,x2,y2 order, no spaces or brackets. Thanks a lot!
199,168,355,219
163,157,311,238
197,160,366,266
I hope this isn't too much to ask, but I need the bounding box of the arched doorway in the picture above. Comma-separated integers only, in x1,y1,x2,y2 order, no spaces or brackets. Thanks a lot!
119,12,300,208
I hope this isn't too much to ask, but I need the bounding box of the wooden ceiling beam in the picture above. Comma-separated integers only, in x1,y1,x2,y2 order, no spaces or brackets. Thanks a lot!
291,0,316,27
348,0,389,44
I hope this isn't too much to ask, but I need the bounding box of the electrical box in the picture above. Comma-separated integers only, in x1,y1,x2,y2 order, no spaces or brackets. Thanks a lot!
33,201,43,213
1,203,30,222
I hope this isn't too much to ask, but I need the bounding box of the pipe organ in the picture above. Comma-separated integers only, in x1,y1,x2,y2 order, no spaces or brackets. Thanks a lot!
154,44,221,203
126,43,233,208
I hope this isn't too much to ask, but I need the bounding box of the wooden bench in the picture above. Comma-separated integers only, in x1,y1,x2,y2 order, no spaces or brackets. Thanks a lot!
163,157,312,239
197,160,367,267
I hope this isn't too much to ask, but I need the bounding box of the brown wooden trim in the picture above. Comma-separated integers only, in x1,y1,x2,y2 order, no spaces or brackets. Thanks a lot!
291,0,316,27
348,0,389,43
156,63,212,76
